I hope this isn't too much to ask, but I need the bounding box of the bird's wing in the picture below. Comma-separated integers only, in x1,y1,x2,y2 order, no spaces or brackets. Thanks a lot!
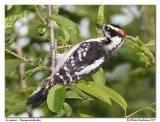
51,40,111,85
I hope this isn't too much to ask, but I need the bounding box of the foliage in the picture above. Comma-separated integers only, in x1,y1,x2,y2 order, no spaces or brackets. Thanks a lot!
75,81,127,111
5,10,30,29
91,68,106,84
66,88,94,100
75,81,112,105
5,59,23,77
96,5,104,36
49,15,80,35
126,36,155,67
47,85,66,112
23,66,47,80
6,100,30,116
5,5,155,118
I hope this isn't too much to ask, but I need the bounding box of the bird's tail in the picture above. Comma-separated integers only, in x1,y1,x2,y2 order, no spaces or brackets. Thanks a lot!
26,87,47,107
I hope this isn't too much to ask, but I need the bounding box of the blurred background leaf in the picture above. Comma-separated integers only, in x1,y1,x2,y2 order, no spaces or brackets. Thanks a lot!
6,100,30,116
5,10,30,29
5,59,23,77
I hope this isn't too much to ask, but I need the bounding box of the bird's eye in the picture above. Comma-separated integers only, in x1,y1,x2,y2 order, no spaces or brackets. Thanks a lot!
105,26,109,31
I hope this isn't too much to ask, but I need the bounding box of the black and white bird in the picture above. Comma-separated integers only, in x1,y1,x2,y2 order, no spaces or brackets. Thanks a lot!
26,23,125,107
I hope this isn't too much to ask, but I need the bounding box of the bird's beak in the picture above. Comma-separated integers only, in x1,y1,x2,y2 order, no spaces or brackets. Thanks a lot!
95,23,103,29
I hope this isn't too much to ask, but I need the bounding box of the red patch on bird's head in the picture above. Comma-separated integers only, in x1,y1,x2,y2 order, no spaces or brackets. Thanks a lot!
117,30,125,36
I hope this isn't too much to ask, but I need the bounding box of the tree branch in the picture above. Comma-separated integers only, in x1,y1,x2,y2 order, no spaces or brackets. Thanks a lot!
57,44,75,49
125,102,155,117
34,5,47,25
125,35,137,41
5,44,75,63
5,48,51,71
46,5,56,72
5,48,29,62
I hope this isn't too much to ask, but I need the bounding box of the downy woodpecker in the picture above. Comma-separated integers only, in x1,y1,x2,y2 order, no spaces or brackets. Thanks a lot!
26,23,125,107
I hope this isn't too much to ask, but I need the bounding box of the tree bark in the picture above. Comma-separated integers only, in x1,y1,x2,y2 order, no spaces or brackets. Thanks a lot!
46,5,56,71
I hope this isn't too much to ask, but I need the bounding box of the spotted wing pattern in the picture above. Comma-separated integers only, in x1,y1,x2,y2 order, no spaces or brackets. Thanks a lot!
42,40,111,94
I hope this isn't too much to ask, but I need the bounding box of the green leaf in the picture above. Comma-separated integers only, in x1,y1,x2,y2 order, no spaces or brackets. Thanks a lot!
35,24,47,36
23,66,46,80
63,102,72,117
47,85,66,112
136,37,155,62
57,23,70,43
75,81,112,105
7,5,13,11
48,15,80,35
41,103,54,117
66,90,84,100
26,53,51,66
39,53,51,65
6,100,30,116
96,5,104,36
69,86,88,99
104,85,127,111
127,36,155,67
48,102,72,117
66,90,94,100
53,109,66,117
76,81,127,111
20,87,36,94
5,91,23,111
26,61,39,66
97,5,104,25
52,5,59,15
91,68,106,84
83,75,92,81
5,59,23,77
5,10,30,29
6,36,15,47
144,40,155,47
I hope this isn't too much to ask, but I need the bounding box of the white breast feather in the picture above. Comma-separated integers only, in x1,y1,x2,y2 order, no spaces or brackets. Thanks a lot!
77,57,105,76
107,36,122,50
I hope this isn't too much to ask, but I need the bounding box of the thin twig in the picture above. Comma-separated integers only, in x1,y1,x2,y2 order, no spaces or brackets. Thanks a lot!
5,48,50,71
125,102,155,117
5,44,75,63
5,48,29,62
124,110,126,117
125,35,136,41
46,5,56,72
57,44,75,49
34,5,47,25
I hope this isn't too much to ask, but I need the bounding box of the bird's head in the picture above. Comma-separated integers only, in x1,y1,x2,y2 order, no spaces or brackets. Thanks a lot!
95,23,125,39
95,23,125,51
